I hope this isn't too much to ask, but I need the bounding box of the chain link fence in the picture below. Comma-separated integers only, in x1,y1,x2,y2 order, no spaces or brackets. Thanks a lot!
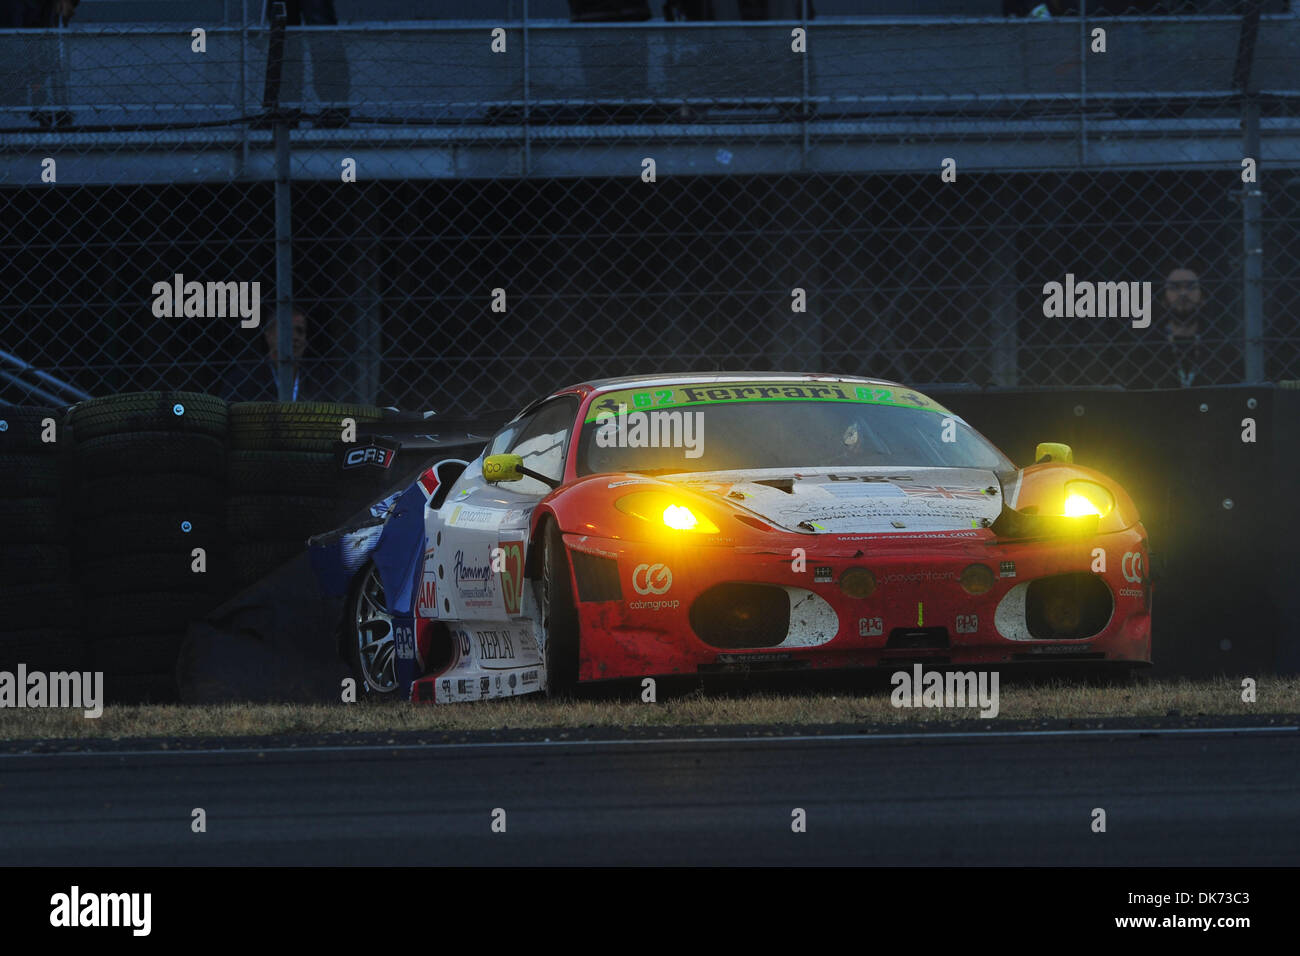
2,11,1299,415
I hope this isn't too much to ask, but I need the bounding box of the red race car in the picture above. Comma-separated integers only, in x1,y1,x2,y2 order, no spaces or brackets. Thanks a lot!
334,372,1151,701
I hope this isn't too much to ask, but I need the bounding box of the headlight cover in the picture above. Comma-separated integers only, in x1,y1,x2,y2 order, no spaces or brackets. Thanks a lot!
615,491,721,534
1062,480,1114,518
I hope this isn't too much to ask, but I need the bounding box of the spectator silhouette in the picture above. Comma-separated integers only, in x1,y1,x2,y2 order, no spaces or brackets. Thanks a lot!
220,308,320,402
1149,266,1242,388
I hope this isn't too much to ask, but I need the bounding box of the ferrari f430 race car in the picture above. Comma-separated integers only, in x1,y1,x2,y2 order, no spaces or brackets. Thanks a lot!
309,373,1152,702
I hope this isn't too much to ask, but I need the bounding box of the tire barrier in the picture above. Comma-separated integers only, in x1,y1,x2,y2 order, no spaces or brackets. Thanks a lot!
0,405,86,677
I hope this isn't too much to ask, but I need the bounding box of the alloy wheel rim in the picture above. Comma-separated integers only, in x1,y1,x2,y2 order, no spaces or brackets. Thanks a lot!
355,564,397,693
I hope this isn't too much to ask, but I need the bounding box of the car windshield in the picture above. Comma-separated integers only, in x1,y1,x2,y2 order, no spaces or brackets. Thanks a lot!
575,382,1013,476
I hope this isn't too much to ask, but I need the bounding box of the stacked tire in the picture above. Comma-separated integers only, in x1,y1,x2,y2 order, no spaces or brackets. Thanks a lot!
0,406,86,676
226,402,388,589
69,392,231,703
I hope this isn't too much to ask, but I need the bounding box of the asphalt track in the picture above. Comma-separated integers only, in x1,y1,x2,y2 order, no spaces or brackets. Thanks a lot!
0,727,1296,865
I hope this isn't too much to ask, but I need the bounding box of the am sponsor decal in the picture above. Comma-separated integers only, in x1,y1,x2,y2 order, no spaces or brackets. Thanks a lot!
416,570,438,619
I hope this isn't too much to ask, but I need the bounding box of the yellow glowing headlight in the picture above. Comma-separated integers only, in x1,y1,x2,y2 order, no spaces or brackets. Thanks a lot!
662,504,703,530
615,492,721,534
1062,494,1101,517
1062,481,1114,518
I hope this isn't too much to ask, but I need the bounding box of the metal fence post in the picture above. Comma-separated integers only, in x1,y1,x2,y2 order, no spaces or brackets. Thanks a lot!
1235,1,1264,383
522,0,531,177
239,0,249,174
801,0,809,166
266,2,295,402
1078,0,1087,167
274,122,294,402
1242,95,1264,383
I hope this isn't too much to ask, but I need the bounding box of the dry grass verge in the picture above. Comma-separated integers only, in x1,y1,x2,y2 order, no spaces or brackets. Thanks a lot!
0,676,1295,741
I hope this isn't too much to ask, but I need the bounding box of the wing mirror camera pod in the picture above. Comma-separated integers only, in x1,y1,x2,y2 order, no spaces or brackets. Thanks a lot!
1035,441,1073,464
483,453,524,483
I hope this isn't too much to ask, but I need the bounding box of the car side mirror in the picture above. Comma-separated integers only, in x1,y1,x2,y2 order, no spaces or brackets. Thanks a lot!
483,453,524,482
1035,441,1073,464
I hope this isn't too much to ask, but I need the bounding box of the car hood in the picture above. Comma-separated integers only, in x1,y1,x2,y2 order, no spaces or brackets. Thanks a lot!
665,466,1005,534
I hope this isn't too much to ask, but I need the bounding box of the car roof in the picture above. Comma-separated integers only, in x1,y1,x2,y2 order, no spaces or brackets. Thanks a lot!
567,371,907,395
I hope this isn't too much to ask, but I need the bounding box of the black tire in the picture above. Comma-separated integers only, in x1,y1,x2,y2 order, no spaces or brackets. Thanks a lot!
536,521,580,697
75,431,226,478
0,629,89,672
0,583,80,631
79,552,228,597
226,493,347,541
228,450,339,496
92,632,186,677
230,401,385,430
230,539,305,588
229,402,384,453
68,391,228,442
77,474,223,518
0,543,71,583
0,497,65,543
0,455,60,498
88,590,221,638
78,511,225,557
0,406,62,452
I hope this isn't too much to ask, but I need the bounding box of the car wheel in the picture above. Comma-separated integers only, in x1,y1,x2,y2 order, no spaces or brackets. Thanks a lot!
537,521,579,697
348,562,398,695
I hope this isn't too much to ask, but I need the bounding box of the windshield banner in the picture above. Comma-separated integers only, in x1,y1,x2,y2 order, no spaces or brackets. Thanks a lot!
584,381,951,423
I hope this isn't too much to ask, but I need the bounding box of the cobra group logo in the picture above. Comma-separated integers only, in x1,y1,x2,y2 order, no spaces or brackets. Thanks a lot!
1121,551,1144,583
632,562,672,595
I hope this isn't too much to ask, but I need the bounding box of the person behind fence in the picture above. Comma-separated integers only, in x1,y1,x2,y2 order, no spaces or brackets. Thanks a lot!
1,0,77,128
220,308,318,402
1150,265,1241,388
261,0,350,128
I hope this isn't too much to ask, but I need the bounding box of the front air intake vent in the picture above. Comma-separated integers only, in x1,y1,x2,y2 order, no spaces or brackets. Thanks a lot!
1025,573,1113,639
569,550,622,603
689,583,789,649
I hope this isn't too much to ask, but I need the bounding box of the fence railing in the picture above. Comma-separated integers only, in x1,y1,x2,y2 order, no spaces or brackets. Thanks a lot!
2,15,1297,412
